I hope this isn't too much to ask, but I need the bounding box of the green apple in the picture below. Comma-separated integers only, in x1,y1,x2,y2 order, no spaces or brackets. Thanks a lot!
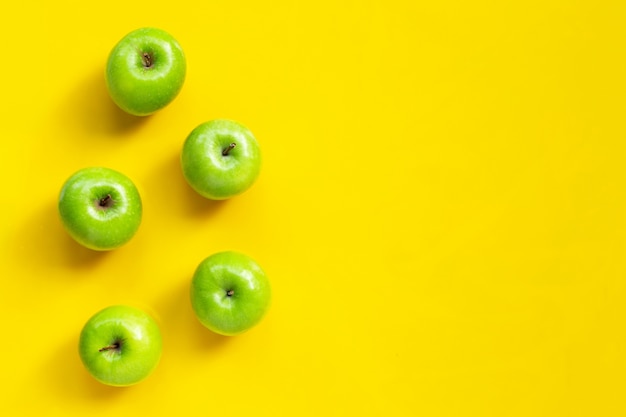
190,251,271,336
58,167,142,251
78,305,162,387
181,119,262,200
105,27,186,116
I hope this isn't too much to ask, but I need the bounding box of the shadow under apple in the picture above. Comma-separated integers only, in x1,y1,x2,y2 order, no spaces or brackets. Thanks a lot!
61,68,150,139
154,276,232,355
43,336,128,403
145,153,230,221
13,202,111,275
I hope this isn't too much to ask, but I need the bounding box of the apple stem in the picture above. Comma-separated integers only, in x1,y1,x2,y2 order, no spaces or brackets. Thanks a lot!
226,290,234,296
99,194,112,207
222,143,236,156
99,343,119,352
142,52,152,68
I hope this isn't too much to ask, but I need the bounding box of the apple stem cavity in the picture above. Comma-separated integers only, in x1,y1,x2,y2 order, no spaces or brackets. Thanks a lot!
99,343,120,352
222,143,236,156
142,52,153,69
99,194,113,208
226,290,234,297
98,337,124,353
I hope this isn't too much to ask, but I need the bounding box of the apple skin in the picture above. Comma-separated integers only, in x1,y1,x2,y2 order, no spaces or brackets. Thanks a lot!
105,27,186,116
58,167,142,251
190,251,271,336
181,120,261,200
78,305,162,387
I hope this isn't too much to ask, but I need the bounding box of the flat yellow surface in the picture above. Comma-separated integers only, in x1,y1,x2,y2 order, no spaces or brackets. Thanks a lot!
2,1,626,415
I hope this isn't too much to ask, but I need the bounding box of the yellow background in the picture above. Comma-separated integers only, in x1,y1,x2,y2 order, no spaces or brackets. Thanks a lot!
1,0,626,415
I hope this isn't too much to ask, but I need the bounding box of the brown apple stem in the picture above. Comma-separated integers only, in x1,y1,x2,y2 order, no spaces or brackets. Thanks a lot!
99,343,119,352
99,194,112,207
222,143,236,156
142,52,152,68
226,290,234,296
